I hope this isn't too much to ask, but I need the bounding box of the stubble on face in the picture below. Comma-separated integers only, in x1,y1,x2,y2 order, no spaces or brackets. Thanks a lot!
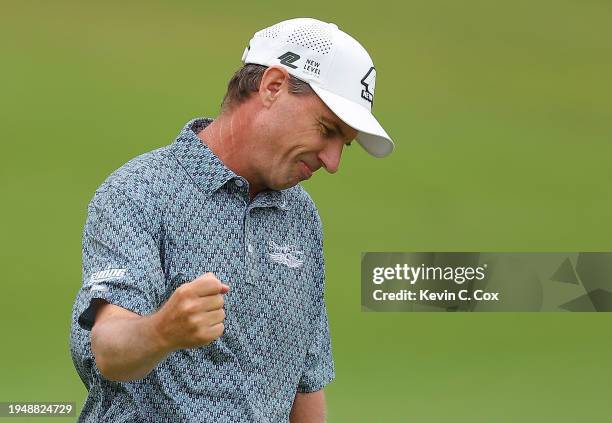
250,87,358,192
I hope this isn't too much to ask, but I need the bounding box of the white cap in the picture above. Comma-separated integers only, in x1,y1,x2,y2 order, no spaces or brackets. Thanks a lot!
241,18,394,158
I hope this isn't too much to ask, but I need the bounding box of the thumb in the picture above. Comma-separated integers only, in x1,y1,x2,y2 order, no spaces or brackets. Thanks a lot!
219,283,230,294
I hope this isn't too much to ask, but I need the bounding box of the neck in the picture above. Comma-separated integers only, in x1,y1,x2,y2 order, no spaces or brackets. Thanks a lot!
197,109,263,200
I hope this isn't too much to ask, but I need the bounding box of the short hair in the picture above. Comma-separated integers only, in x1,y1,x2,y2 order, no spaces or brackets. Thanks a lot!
220,64,314,112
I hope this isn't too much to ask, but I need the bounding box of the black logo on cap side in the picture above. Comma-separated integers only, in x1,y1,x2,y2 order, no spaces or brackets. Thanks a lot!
361,67,376,105
278,52,300,69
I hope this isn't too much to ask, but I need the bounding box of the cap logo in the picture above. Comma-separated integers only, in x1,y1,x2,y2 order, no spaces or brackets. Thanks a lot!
278,51,300,69
303,58,321,77
360,67,376,104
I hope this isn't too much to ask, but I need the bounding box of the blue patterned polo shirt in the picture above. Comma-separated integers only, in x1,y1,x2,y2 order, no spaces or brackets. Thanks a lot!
69,117,335,422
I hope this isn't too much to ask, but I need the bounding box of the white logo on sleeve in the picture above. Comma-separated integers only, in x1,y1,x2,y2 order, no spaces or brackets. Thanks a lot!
90,268,126,283
90,284,109,292
268,241,304,268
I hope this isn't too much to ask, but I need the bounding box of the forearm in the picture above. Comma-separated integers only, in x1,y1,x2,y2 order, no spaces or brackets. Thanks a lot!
290,390,326,423
91,312,171,382
89,274,228,382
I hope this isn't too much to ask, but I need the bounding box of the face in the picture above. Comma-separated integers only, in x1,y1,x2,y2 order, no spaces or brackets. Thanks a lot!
251,79,358,191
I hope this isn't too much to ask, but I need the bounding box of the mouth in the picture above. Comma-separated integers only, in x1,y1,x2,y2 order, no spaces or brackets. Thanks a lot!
298,161,313,180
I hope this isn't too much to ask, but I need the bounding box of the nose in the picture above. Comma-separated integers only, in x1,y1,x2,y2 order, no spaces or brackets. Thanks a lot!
317,138,344,174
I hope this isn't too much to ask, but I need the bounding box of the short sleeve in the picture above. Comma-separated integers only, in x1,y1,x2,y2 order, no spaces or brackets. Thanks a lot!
76,186,166,331
297,209,335,393
297,300,335,393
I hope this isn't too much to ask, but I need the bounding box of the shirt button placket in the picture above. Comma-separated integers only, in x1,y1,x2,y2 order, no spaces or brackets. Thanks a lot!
243,205,256,284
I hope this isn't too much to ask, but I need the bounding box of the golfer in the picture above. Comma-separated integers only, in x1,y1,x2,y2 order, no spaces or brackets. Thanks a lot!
70,17,393,422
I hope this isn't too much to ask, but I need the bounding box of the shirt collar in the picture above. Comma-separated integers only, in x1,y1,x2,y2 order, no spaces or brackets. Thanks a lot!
169,117,290,210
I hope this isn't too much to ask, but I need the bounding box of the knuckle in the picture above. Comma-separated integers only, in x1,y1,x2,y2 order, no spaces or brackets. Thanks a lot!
186,313,199,328
173,285,186,298
210,324,224,338
175,284,193,299
187,305,200,317
202,280,222,296
179,300,195,315
207,294,224,311
204,272,218,282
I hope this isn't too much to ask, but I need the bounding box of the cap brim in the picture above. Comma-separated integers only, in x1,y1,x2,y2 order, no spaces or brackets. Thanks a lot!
310,85,394,157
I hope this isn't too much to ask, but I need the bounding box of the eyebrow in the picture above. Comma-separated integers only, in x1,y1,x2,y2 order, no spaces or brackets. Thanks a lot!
321,117,351,144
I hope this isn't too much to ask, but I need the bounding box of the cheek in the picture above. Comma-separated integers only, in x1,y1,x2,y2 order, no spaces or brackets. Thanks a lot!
279,136,313,159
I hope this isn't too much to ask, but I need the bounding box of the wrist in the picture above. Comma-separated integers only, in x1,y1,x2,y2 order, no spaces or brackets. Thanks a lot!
146,312,175,356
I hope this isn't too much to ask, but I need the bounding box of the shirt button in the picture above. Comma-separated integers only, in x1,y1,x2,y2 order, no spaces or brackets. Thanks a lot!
247,244,254,253
234,179,244,187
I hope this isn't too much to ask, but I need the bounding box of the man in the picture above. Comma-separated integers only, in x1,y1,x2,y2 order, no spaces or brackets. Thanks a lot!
70,17,393,423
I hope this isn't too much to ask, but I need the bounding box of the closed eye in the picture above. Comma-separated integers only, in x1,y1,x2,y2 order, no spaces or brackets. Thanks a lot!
319,118,354,147
320,124,336,138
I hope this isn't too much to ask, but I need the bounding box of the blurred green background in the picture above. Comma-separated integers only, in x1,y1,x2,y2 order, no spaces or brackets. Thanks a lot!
2,0,611,421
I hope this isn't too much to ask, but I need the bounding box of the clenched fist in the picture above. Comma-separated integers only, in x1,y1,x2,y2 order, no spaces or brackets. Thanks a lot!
153,272,230,351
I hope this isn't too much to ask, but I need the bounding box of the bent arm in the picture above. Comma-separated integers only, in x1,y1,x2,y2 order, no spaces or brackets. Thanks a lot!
290,390,326,423
89,273,228,382
90,299,171,382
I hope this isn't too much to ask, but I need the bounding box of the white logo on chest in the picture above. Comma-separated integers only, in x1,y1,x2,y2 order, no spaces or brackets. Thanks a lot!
268,240,304,268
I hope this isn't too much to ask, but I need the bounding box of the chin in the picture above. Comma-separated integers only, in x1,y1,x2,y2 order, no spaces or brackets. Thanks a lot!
266,170,302,191
277,177,301,190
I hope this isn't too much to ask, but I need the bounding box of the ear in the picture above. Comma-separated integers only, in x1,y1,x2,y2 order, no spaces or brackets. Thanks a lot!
258,66,289,108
